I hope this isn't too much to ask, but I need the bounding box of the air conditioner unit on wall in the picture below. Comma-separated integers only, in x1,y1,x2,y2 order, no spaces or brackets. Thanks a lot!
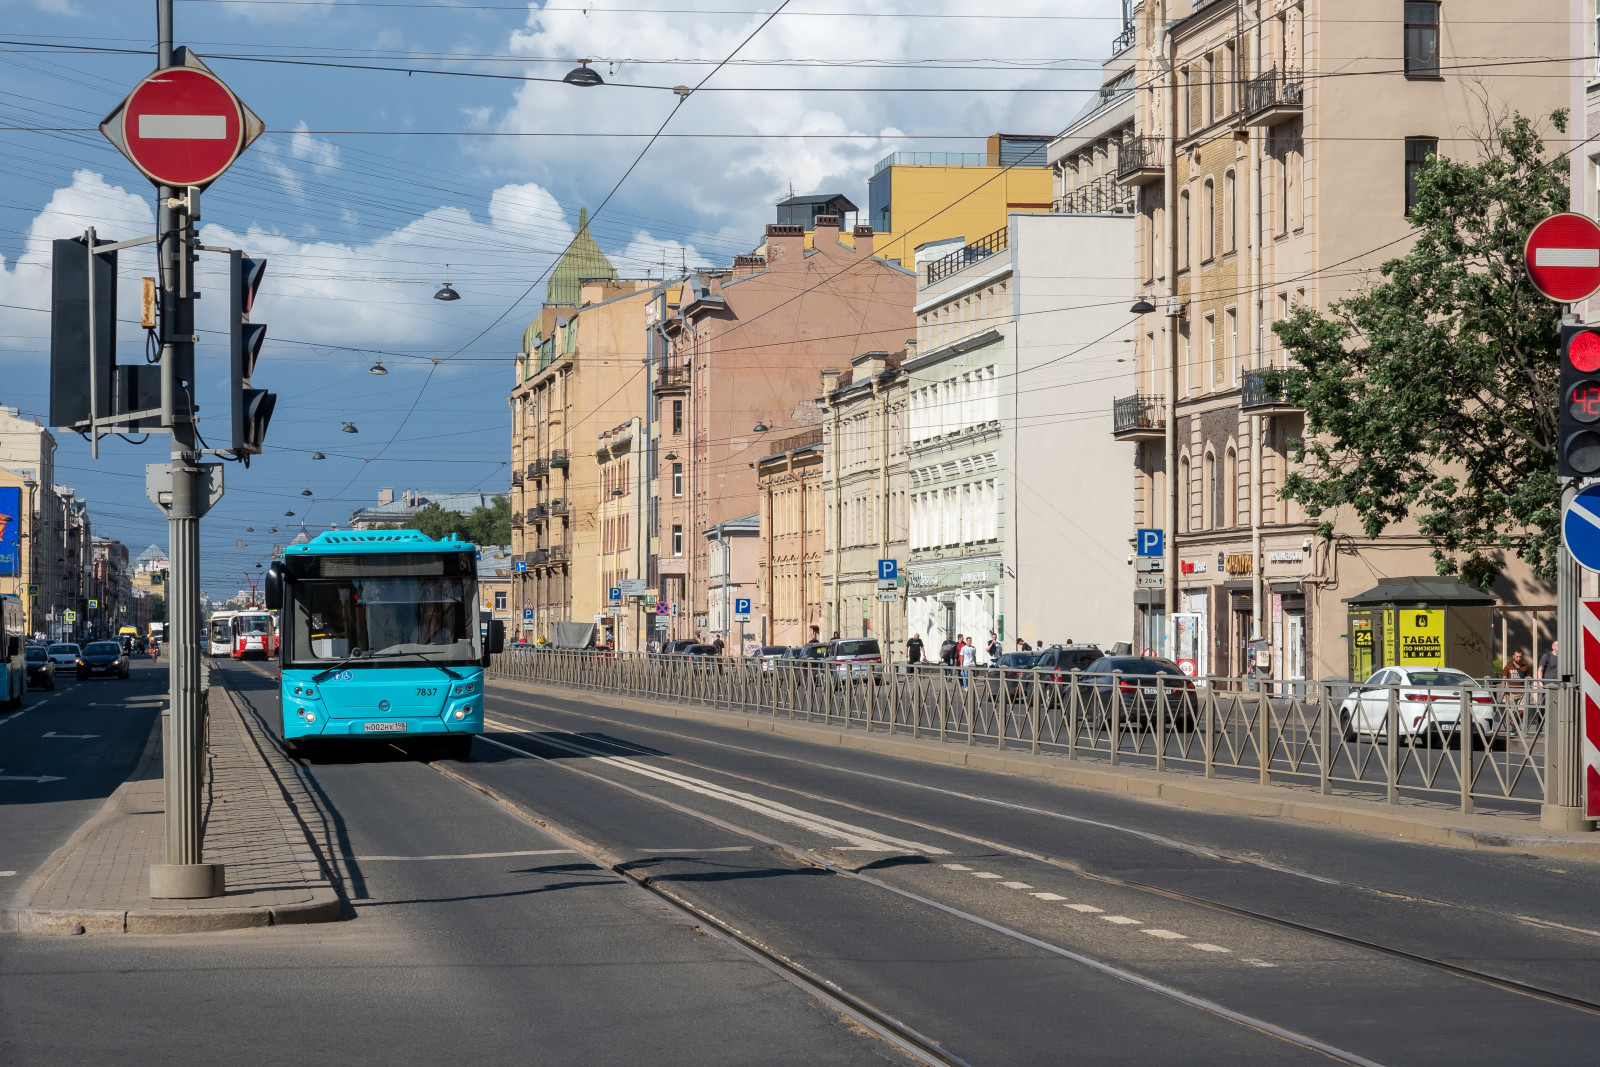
1164,295,1186,318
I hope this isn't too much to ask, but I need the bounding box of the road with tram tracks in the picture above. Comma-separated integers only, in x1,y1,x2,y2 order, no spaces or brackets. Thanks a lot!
6,657,1600,1065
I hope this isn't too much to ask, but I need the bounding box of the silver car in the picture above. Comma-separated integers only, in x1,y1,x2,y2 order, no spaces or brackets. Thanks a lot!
46,642,81,667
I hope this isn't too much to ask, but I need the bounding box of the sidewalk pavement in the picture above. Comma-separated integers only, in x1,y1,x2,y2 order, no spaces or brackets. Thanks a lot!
3,684,340,935
489,677,1600,861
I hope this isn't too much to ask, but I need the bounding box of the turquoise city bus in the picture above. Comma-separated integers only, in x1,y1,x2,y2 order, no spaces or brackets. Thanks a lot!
265,530,504,758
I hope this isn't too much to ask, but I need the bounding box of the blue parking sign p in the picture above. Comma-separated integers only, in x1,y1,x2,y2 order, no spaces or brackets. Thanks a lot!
1136,529,1164,557
877,559,898,581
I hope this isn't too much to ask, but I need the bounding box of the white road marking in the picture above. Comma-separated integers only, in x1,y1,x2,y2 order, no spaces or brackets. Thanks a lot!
0,871,15,876
1241,958,1278,968
0,712,24,724
1191,944,1231,953
1065,904,1103,913
633,845,755,854
41,731,99,739
972,872,1001,879
1101,915,1142,925
0,770,64,783
357,849,574,861
481,726,947,854
942,863,971,871
1000,881,1032,889
1144,929,1187,940
1030,892,1066,901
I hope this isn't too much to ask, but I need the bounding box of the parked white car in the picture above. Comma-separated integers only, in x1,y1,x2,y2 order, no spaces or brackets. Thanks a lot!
1337,667,1498,740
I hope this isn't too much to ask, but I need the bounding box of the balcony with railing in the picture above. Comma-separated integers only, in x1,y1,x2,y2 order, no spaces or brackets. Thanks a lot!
528,458,548,479
1112,394,1165,440
1057,175,1135,216
1114,136,1163,186
654,363,689,395
1245,69,1303,126
549,449,570,470
926,226,1008,284
529,503,548,523
1111,22,1136,55
549,498,570,517
1241,369,1299,414
531,548,550,565
549,544,570,562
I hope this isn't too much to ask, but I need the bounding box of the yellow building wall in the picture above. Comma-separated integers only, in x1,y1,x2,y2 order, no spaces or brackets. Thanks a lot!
874,165,1054,268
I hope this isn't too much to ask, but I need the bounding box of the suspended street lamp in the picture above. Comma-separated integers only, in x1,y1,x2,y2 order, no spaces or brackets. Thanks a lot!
564,60,603,87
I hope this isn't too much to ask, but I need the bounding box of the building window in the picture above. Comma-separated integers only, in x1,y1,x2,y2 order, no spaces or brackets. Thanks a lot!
1206,313,1219,391
1178,189,1191,271
672,399,683,435
494,591,506,611
1405,137,1438,214
1226,307,1238,383
671,524,683,556
672,462,683,497
1404,2,1440,78
1223,169,1236,253
1201,179,1215,262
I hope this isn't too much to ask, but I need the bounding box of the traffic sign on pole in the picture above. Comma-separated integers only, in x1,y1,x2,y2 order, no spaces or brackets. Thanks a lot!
1137,529,1164,557
655,601,669,616
1525,213,1600,304
99,53,262,190
1580,600,1600,817
733,597,751,623
608,586,621,605
1562,486,1600,571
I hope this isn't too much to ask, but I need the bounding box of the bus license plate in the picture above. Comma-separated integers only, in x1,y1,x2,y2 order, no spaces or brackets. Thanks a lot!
364,722,408,733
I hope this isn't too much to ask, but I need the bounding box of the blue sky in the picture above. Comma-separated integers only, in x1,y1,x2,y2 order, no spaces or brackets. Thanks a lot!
0,0,1110,599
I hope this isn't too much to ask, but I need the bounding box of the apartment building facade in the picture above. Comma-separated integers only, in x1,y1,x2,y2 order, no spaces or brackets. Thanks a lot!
655,217,915,641
0,407,70,636
595,417,649,650
1122,0,1567,680
755,428,825,647
820,351,909,651
508,219,655,642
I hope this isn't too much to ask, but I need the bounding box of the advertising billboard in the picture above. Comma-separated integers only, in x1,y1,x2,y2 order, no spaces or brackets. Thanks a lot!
0,485,19,577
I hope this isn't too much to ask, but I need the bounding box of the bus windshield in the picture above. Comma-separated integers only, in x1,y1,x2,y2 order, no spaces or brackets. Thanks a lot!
284,574,479,669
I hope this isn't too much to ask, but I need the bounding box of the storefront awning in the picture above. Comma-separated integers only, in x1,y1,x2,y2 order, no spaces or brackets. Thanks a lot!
1343,577,1496,607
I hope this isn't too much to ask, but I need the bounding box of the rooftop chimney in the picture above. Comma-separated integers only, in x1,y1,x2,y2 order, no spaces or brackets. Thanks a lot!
852,224,874,257
812,214,840,245
764,224,804,270
378,488,395,506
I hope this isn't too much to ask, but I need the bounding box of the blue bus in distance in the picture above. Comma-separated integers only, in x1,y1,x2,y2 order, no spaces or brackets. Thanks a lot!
265,530,505,758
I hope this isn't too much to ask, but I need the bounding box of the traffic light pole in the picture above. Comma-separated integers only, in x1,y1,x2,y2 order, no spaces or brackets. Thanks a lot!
148,0,224,899
1546,470,1592,830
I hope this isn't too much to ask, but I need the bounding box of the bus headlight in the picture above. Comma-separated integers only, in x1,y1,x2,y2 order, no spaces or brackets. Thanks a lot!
453,685,464,696
453,708,467,720
302,686,316,698
303,710,316,723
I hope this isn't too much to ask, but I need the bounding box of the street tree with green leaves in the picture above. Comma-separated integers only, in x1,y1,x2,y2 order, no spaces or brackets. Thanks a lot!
400,495,512,547
1270,108,1569,588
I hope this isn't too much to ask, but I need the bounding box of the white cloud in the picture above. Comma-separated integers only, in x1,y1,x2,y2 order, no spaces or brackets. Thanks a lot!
289,122,342,172
0,170,156,354
489,0,1108,246
613,231,715,277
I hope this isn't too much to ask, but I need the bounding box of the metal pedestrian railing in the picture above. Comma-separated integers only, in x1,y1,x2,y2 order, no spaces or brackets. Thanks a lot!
488,652,1561,817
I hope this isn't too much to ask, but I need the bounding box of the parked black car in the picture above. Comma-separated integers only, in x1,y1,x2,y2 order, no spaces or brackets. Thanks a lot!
1033,645,1105,704
77,640,130,680
1079,655,1196,727
987,651,1039,699
25,646,55,690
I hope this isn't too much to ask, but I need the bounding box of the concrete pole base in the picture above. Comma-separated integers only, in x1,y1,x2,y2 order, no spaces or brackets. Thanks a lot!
1539,805,1596,833
149,862,226,899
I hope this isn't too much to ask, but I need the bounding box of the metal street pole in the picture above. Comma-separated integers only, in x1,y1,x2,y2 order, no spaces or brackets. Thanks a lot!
149,0,223,899
1545,476,1591,829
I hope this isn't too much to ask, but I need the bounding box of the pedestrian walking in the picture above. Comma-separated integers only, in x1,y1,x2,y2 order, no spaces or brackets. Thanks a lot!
907,633,924,665
959,636,977,688
939,635,957,666
986,632,1001,665
713,635,725,656
1534,640,1559,730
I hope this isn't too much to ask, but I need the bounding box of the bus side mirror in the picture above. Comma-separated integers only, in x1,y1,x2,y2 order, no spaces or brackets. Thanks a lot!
487,620,505,655
265,562,284,610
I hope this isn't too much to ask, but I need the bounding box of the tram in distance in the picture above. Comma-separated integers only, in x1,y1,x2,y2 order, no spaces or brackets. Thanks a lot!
230,610,276,659
207,611,236,657
265,529,505,758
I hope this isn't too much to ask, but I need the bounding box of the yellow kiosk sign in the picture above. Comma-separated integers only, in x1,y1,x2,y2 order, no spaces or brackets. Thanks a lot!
1397,609,1445,666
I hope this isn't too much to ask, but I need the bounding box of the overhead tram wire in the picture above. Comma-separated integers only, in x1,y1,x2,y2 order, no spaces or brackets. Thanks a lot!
305,0,797,527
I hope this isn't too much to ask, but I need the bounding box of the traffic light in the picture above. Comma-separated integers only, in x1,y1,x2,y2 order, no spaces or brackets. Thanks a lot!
229,250,274,458
1560,323,1600,479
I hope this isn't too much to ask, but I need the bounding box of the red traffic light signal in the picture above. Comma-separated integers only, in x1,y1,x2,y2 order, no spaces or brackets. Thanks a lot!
1559,324,1600,478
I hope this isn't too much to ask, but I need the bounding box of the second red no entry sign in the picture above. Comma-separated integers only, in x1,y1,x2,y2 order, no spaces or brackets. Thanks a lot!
1526,212,1600,304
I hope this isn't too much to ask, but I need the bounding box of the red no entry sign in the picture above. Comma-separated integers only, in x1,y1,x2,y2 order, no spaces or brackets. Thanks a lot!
1525,212,1600,304
100,53,262,189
